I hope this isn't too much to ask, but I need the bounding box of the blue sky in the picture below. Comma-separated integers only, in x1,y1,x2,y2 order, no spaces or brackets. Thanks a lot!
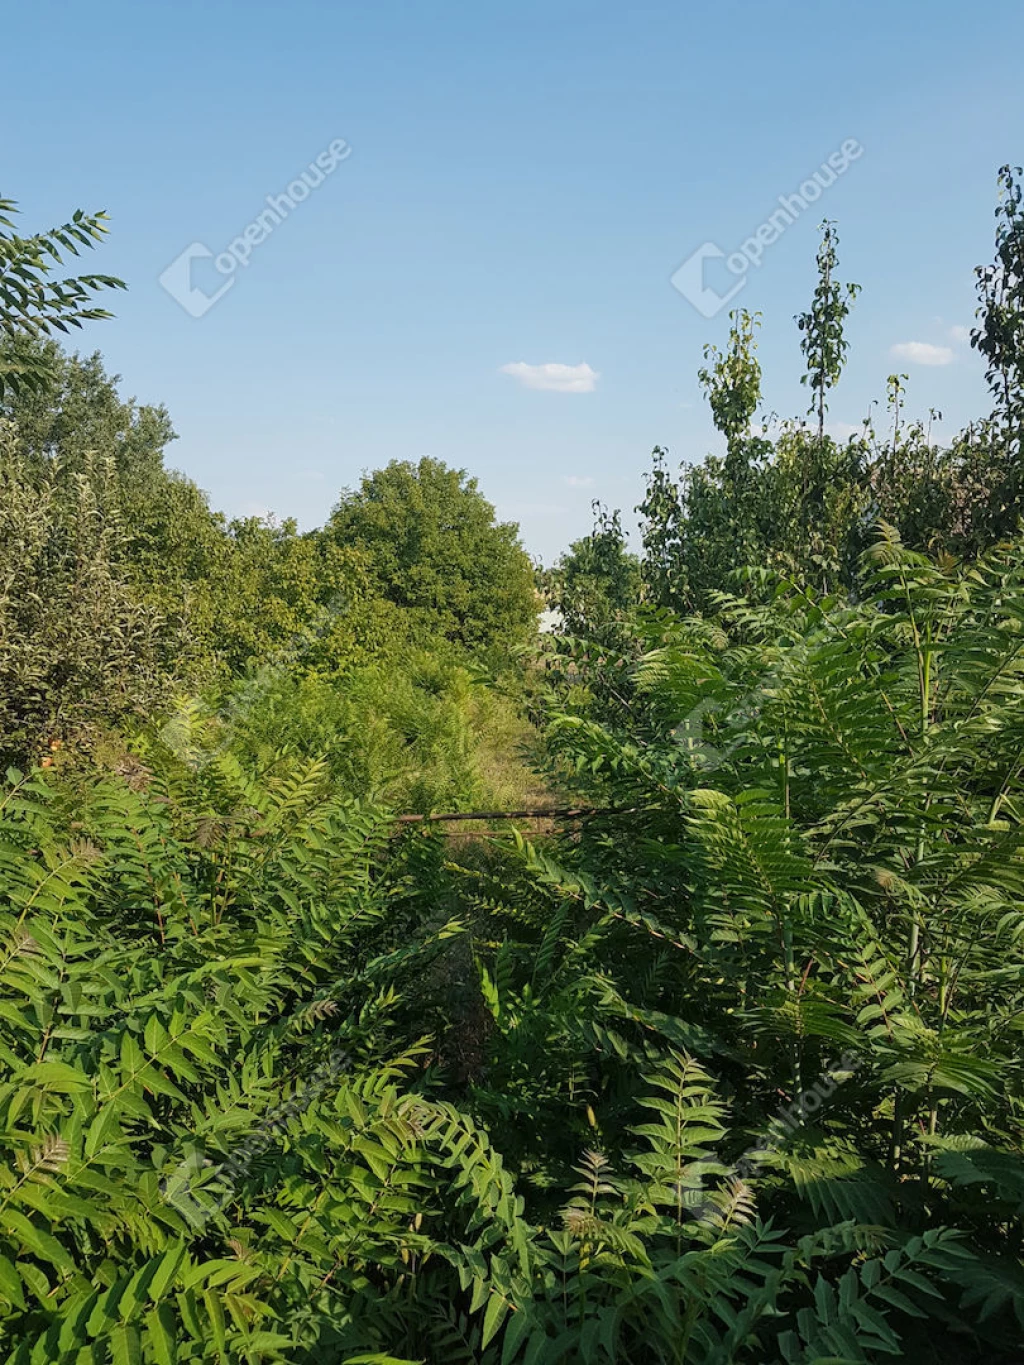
4,0,1021,562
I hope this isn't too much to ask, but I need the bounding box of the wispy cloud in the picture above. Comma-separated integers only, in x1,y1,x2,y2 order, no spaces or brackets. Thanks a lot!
563,475,595,488
499,361,598,393
948,324,971,344
828,421,864,442
890,341,954,367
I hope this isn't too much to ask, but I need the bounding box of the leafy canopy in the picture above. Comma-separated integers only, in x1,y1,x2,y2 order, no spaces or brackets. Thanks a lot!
326,457,539,650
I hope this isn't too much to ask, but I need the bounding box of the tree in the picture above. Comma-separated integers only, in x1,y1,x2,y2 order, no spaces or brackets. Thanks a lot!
0,197,124,399
1,341,402,683
0,425,178,765
795,220,860,443
325,457,539,649
637,312,776,615
972,164,1024,453
637,446,686,610
1,339,174,489
697,308,763,453
551,503,640,638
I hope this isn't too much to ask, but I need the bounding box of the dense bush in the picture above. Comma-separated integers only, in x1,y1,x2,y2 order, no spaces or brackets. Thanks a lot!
2,529,1024,1362
155,643,541,815
0,424,181,765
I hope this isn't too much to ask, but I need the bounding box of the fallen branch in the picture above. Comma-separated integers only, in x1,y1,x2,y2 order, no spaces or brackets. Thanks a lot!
393,806,631,825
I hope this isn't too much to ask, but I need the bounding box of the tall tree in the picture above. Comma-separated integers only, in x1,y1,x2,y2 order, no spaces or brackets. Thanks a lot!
697,308,763,453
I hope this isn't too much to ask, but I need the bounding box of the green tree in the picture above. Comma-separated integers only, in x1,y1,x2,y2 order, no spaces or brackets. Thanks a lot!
1,341,400,682
634,229,894,609
2,340,174,489
697,308,763,452
972,164,1024,453
637,445,685,609
795,220,860,444
0,426,178,764
637,311,776,615
325,457,539,649
551,503,640,638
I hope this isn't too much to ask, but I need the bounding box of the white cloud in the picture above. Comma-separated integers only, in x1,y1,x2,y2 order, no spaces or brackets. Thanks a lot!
828,421,864,442
563,475,595,488
948,324,971,343
499,361,598,393
890,341,954,367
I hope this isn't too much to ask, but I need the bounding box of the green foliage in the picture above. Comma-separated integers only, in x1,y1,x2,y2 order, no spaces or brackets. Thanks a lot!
972,164,1024,459
7,164,1024,1362
519,528,1024,1359
550,506,641,641
637,447,687,610
0,198,125,399
326,458,539,651
0,341,400,682
166,644,541,815
0,425,181,766
795,220,860,442
0,755,449,1362
635,172,1024,610
11,527,1024,1360
697,308,762,450
2,348,529,771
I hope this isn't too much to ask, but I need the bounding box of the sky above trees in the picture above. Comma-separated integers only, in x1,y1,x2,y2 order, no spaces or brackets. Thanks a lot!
3,0,1020,561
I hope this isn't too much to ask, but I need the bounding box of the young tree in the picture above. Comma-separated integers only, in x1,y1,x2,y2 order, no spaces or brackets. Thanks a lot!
637,446,686,610
795,220,860,443
638,313,774,614
697,308,763,453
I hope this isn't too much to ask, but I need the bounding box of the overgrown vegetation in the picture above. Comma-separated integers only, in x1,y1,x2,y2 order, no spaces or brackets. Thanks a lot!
2,172,1024,1362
